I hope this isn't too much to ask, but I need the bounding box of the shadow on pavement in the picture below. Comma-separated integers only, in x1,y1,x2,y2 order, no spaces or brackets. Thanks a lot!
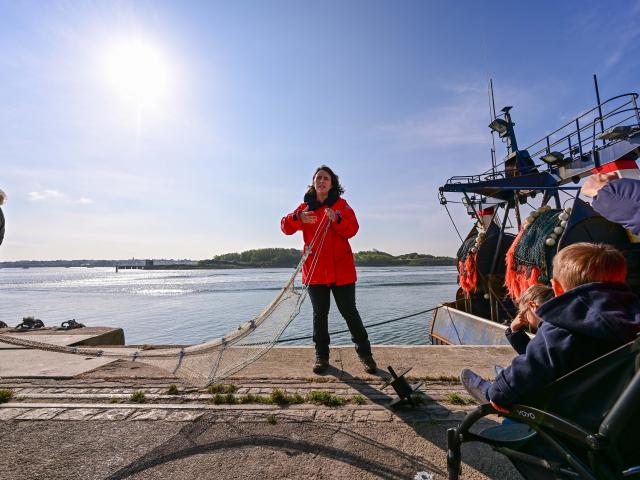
105,414,444,480
334,363,521,480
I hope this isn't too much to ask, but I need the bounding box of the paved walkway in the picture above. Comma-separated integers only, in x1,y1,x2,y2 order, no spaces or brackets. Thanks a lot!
0,336,522,480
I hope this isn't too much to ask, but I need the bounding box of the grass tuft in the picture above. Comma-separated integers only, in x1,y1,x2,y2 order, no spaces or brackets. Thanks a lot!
209,392,237,405
306,390,346,407
351,394,367,405
269,389,305,405
167,384,179,395
130,390,146,403
208,384,237,394
447,392,474,405
0,389,13,404
270,388,288,405
266,414,277,425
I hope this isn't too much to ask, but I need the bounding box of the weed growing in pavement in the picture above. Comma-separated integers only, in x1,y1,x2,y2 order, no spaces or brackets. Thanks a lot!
269,389,305,405
167,384,179,395
208,384,237,394
200,388,358,407
224,393,238,405
266,415,277,425
447,393,474,405
109,398,121,404
210,393,237,405
0,389,13,403
270,388,288,405
306,391,346,407
130,390,146,403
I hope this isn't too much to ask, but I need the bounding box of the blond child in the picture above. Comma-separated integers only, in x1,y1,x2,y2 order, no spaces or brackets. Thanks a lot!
461,243,640,408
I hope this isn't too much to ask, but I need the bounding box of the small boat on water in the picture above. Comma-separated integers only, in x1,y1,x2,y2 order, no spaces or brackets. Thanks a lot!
430,78,640,345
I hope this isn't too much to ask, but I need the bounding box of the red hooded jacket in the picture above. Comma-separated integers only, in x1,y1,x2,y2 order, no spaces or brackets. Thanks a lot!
281,196,358,286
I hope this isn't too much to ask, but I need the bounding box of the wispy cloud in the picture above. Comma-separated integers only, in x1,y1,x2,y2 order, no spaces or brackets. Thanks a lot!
376,98,490,150
29,189,64,201
28,189,93,205
374,81,522,151
569,4,640,71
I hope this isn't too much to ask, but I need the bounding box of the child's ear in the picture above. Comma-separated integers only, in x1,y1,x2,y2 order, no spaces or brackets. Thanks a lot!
551,278,565,296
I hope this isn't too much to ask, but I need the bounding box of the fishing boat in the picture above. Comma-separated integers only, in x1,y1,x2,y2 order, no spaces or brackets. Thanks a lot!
429,77,640,345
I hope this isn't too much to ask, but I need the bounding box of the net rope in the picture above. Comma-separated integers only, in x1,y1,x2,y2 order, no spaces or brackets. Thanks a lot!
0,213,333,387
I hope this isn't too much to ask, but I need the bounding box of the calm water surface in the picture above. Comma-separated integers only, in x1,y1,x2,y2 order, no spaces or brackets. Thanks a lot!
0,266,458,345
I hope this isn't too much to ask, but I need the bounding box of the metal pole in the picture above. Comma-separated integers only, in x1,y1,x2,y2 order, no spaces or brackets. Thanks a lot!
593,74,606,146
513,193,522,230
489,204,511,277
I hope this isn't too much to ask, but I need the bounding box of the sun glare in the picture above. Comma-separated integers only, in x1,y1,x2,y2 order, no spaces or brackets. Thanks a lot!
105,38,171,108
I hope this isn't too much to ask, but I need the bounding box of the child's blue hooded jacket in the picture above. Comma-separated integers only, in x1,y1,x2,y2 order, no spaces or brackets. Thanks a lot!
489,282,640,406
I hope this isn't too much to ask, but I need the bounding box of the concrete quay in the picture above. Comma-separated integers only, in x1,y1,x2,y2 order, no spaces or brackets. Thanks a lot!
0,329,522,480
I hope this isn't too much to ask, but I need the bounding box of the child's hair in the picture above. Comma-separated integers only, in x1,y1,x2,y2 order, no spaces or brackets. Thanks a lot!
552,242,627,290
517,284,554,310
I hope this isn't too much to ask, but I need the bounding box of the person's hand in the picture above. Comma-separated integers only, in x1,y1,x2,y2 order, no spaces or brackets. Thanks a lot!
325,208,337,222
300,210,317,224
510,312,529,332
581,172,618,198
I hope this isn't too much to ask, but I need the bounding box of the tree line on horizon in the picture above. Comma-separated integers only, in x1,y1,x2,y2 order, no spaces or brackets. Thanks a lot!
199,248,455,268
0,249,455,269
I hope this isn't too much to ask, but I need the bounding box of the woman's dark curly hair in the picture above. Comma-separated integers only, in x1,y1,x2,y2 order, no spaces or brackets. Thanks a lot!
306,165,345,197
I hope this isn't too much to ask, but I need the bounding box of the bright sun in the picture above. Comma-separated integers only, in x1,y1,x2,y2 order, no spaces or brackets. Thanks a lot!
105,38,171,108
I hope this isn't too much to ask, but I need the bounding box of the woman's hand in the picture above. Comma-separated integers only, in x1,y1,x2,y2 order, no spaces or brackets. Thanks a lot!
300,210,318,224
325,208,337,222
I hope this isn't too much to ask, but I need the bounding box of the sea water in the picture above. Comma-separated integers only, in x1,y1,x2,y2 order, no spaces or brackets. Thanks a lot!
0,266,458,345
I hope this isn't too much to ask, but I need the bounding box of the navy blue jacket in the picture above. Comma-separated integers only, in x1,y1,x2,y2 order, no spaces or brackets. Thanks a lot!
489,282,640,406
504,327,530,355
592,178,640,235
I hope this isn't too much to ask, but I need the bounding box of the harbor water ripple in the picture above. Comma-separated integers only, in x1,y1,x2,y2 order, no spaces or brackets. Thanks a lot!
0,266,458,345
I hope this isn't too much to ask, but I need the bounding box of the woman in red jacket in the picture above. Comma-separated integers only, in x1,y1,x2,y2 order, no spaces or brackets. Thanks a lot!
281,166,377,374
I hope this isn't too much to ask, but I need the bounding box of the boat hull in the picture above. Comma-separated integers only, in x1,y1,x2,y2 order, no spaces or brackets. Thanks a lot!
429,303,511,345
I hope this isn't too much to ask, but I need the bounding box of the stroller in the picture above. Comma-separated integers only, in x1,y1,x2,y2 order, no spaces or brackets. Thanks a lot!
447,336,640,479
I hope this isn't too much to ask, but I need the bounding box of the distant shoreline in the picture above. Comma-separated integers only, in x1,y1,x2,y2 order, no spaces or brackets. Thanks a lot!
0,248,456,269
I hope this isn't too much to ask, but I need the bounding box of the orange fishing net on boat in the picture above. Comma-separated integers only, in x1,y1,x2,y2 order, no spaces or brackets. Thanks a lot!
505,208,562,300
458,254,478,294
456,229,482,294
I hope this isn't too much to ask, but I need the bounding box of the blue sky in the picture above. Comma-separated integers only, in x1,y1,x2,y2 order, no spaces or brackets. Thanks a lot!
1,0,639,260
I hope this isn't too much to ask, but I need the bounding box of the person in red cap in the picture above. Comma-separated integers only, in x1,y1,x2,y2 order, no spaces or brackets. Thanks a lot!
281,166,377,375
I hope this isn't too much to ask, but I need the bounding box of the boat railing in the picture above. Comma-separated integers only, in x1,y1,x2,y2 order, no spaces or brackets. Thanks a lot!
525,93,640,166
446,93,640,183
445,170,506,186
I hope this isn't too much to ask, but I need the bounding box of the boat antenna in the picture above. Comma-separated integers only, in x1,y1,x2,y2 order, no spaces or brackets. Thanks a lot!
488,79,497,174
593,74,606,146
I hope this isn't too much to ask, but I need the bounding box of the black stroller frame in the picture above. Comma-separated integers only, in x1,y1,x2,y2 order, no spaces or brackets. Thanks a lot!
447,337,640,479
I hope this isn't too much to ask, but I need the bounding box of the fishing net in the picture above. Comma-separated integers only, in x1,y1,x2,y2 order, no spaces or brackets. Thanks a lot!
505,208,562,300
0,216,332,387
456,228,479,294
